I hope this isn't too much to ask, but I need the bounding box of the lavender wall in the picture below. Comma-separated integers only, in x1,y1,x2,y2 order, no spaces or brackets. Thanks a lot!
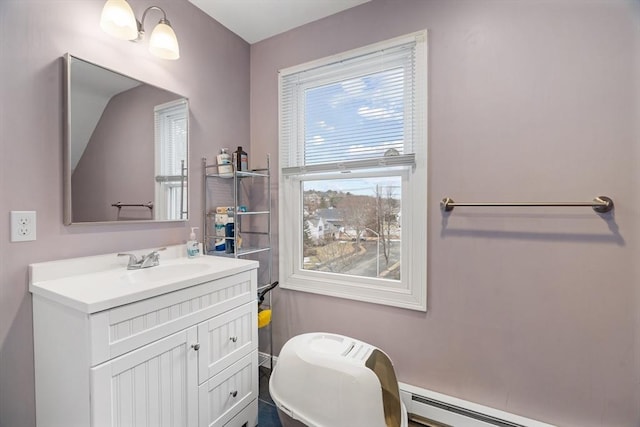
0,1,249,426
72,84,177,222
250,1,640,426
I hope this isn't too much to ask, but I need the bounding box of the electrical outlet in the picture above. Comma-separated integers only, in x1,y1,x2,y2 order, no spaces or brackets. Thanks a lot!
11,211,36,242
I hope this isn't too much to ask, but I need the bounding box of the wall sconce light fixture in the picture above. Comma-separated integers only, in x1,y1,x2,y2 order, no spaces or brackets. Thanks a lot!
100,0,180,60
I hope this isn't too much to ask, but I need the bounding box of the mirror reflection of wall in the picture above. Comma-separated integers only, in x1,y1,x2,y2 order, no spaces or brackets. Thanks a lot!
66,54,189,224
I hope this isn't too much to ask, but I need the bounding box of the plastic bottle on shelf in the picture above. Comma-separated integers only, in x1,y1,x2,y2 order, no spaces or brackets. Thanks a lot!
217,148,233,178
233,146,248,172
225,221,235,254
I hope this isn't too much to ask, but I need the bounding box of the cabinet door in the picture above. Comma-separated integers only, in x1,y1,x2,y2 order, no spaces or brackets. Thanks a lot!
91,327,198,427
197,302,257,384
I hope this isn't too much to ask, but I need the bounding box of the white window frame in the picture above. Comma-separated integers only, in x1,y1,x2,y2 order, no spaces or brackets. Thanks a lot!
278,31,428,311
154,99,188,220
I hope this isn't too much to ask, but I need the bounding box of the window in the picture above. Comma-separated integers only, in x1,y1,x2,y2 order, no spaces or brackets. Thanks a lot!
279,31,427,311
154,99,188,220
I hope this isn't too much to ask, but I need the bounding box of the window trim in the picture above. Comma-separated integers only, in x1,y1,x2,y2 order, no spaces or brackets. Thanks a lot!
278,31,428,311
154,99,188,220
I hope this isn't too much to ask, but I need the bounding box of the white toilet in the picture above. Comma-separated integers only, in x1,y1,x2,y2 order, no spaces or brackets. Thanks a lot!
269,333,408,427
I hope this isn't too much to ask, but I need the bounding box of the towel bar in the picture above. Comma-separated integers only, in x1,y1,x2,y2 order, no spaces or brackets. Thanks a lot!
440,196,613,214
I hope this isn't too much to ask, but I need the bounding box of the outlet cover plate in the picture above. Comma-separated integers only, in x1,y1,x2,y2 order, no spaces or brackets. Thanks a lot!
11,211,36,242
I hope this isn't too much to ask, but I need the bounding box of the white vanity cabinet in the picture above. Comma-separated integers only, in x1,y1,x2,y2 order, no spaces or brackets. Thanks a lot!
90,326,199,427
30,248,259,427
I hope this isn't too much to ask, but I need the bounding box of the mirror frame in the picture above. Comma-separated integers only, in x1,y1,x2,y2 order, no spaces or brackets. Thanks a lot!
63,53,190,225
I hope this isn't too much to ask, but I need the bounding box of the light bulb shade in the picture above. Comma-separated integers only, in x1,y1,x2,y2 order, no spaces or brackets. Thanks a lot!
149,22,180,60
100,0,138,40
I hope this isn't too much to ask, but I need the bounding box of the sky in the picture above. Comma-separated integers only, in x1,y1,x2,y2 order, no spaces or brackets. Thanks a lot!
301,66,406,197
304,67,406,165
303,176,401,198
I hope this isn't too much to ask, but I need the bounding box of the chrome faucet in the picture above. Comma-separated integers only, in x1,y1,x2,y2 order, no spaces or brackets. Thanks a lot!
118,247,167,270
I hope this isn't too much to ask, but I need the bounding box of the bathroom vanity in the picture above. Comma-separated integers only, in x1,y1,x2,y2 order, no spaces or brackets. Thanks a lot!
29,245,259,427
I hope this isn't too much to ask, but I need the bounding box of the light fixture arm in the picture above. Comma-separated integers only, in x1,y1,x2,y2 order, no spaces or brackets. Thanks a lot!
136,6,170,40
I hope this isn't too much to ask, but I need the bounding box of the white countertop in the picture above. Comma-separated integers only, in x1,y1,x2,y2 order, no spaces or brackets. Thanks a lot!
29,245,258,314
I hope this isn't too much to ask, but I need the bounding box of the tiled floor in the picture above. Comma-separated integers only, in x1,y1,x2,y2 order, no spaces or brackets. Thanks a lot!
258,367,282,426
257,367,427,426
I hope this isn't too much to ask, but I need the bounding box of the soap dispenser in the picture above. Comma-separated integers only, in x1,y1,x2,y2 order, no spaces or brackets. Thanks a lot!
187,227,200,258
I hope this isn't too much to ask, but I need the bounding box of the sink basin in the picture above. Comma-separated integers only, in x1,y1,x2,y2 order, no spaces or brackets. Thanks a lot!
122,262,212,284
29,244,260,314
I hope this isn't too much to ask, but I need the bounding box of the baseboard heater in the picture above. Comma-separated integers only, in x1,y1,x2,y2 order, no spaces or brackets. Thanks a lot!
410,394,524,427
400,383,556,427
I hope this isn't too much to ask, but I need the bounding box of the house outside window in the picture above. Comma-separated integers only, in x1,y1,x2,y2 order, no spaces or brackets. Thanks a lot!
279,31,427,311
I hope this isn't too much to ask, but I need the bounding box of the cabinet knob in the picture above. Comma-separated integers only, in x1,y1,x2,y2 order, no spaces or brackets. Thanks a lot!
229,336,238,343
230,390,238,398
191,343,200,351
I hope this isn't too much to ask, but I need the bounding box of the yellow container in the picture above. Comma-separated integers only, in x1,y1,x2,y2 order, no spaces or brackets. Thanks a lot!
258,309,272,328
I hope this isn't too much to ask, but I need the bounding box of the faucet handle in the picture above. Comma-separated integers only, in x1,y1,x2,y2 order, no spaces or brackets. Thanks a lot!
148,247,167,259
141,247,166,268
117,253,139,266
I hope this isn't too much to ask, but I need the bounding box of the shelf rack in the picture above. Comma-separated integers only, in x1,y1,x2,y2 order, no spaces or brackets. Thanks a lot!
202,155,274,369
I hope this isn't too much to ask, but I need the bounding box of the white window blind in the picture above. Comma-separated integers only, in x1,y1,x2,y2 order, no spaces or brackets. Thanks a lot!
155,100,188,177
280,34,423,171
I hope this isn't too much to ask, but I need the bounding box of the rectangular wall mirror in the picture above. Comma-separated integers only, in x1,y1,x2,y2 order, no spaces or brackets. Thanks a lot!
64,54,189,225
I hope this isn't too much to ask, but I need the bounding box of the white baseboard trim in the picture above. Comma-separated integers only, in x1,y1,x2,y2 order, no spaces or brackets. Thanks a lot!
399,383,556,427
258,351,278,369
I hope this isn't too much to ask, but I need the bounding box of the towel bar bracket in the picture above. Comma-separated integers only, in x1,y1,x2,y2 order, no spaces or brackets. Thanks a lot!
592,196,614,213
